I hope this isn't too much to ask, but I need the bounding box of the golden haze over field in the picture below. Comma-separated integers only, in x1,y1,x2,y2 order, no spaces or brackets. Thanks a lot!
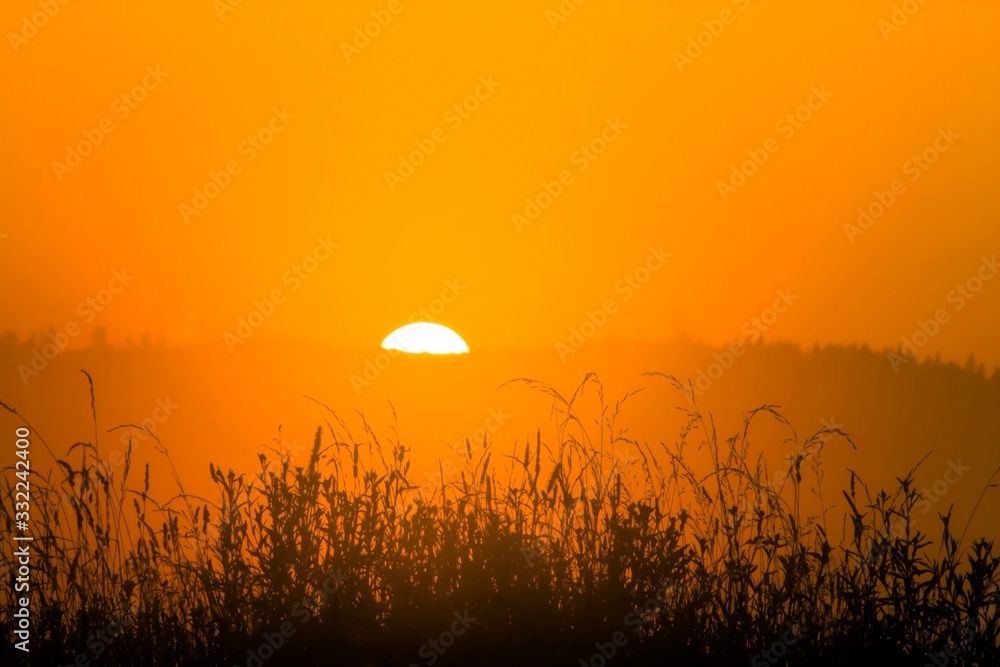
0,1,998,365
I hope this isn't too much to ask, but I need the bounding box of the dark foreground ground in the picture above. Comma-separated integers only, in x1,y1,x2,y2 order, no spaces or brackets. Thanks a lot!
2,376,999,666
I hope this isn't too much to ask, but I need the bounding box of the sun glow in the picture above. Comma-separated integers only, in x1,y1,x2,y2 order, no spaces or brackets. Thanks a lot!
381,322,470,355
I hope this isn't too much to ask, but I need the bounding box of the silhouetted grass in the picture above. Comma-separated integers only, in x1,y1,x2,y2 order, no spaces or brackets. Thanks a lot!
2,372,998,666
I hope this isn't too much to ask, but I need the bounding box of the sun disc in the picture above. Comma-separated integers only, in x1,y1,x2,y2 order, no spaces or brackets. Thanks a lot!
381,322,469,355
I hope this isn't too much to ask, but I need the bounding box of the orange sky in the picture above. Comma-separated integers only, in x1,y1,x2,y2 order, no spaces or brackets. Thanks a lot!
2,1,999,368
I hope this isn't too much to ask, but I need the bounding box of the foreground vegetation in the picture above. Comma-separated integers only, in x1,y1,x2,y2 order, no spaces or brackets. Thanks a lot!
2,372,999,666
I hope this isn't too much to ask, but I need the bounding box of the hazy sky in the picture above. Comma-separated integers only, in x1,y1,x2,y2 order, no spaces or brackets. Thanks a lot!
2,1,998,367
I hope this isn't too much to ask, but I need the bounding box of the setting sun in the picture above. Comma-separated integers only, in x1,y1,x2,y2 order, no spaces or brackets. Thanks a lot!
381,322,469,355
